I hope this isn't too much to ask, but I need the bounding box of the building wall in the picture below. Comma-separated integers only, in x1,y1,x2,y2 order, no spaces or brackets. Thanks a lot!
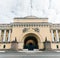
0,17,60,51
0,43,11,49
51,43,60,49
10,17,51,50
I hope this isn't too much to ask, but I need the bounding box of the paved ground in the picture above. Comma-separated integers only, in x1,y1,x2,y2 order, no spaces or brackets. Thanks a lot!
0,52,60,58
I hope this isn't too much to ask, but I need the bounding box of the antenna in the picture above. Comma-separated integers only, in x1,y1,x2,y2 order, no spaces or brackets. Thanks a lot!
31,0,32,8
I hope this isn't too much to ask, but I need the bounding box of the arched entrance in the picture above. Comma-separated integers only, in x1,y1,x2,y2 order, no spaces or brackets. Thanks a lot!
23,36,38,50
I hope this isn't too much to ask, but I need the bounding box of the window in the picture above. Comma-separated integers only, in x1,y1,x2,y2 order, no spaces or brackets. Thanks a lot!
7,38,8,42
50,30,51,33
11,30,12,33
3,45,6,48
54,37,55,41
56,45,59,49
59,38,60,42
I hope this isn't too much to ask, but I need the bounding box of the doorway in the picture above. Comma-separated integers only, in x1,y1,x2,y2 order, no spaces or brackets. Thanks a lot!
24,36,38,50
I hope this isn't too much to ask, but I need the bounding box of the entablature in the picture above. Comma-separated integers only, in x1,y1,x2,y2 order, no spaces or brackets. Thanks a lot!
11,22,51,27
0,24,12,29
50,24,60,30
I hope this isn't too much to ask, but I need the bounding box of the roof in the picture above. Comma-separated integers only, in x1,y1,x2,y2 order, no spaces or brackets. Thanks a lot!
14,16,48,19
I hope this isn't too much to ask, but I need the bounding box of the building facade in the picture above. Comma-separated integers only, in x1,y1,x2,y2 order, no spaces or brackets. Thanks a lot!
0,16,60,51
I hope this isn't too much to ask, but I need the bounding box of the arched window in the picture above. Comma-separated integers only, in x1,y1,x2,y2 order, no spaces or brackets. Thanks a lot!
54,37,55,42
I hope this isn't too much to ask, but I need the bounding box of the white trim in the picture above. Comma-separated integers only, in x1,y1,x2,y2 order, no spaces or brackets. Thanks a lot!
0,51,5,52
18,51,43,53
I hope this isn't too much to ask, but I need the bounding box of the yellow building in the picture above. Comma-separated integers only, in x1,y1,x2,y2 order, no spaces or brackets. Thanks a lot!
0,16,60,51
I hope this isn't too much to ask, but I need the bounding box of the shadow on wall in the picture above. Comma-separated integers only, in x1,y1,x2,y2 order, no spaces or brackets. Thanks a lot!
43,37,51,51
11,37,18,51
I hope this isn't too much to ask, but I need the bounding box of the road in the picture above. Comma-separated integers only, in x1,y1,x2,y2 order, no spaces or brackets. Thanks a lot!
0,51,60,58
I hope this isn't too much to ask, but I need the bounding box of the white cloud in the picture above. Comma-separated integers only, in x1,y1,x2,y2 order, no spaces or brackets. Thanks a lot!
0,0,60,23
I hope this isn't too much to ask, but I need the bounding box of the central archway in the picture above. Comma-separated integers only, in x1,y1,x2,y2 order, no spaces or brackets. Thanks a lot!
23,36,38,50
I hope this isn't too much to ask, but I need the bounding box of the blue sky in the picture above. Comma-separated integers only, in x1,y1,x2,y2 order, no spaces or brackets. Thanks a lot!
0,0,60,23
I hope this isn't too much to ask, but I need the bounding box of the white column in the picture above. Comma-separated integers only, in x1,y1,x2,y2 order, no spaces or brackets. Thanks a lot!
3,30,6,42
56,30,59,42
8,30,11,42
0,30,1,36
51,30,54,42
0,30,1,42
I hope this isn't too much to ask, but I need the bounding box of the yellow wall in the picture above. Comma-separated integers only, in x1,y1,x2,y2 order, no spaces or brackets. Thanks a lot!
0,43,11,49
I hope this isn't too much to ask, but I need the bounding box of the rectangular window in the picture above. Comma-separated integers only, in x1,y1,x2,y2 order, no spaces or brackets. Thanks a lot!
56,45,59,49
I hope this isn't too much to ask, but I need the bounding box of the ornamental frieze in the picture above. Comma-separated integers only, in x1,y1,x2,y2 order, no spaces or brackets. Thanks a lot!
23,28,29,33
32,28,39,32
23,28,39,33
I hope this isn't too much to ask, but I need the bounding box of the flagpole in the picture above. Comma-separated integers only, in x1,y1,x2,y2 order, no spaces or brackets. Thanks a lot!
48,0,51,9
30,0,32,16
